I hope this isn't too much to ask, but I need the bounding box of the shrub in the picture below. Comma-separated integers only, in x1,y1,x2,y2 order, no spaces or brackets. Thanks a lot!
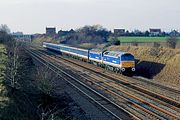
166,37,177,49
153,42,160,48
149,47,160,56
110,37,121,45
131,41,138,46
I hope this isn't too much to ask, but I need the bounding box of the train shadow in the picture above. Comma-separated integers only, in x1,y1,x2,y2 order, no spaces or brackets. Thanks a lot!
135,60,165,79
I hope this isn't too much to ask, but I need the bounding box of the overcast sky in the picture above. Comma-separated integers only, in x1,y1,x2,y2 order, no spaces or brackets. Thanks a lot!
0,0,179,34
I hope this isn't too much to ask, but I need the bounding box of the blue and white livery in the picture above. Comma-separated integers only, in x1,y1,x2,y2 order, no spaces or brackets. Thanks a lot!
43,42,136,72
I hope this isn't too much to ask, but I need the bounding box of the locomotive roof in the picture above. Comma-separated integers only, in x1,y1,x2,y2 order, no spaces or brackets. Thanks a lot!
104,51,132,57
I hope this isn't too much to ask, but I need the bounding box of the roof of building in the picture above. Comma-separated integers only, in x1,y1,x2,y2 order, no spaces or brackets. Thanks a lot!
149,29,161,32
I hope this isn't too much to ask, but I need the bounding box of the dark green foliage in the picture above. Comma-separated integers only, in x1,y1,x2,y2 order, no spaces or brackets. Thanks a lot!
110,37,121,45
0,31,13,44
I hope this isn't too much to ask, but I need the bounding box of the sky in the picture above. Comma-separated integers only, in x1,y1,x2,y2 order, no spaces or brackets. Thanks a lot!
0,0,180,34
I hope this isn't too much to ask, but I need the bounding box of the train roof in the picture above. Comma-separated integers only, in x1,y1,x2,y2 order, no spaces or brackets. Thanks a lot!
89,48,103,53
104,51,133,57
44,42,88,52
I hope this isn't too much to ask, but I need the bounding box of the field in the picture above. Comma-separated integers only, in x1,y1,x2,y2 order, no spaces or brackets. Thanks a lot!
109,37,180,43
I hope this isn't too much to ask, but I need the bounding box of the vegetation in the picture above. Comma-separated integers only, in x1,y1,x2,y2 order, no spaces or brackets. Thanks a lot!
109,37,121,45
62,25,111,46
0,26,40,119
79,42,97,49
0,44,8,110
166,37,177,49
0,24,88,120
32,36,59,45
109,36,180,43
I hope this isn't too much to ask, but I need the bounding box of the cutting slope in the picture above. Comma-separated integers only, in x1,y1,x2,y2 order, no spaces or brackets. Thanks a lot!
107,45,180,86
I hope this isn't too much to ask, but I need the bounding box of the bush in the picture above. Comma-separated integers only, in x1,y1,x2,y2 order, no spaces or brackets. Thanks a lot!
131,41,138,46
153,42,160,48
166,37,177,49
149,47,160,56
110,37,121,45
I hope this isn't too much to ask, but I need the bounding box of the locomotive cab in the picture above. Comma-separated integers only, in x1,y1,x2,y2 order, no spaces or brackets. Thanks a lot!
121,53,135,72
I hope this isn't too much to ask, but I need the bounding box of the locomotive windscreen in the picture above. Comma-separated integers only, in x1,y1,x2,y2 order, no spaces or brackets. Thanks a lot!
121,54,134,61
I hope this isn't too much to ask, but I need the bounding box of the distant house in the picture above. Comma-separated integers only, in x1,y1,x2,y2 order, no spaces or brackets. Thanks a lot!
58,30,69,36
169,30,179,37
114,29,125,36
149,29,161,36
46,27,56,36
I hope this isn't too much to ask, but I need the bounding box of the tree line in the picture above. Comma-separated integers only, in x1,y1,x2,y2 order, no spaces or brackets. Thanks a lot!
60,25,111,46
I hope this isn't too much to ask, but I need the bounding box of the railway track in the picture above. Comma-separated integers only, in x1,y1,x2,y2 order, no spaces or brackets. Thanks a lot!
28,47,180,120
25,48,139,120
37,47,180,105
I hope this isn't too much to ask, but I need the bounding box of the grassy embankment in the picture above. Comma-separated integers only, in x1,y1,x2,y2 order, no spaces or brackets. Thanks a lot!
109,37,180,43
0,44,39,120
106,45,180,87
32,36,59,45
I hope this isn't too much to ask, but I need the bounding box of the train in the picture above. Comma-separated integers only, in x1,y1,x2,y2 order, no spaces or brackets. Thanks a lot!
43,42,136,73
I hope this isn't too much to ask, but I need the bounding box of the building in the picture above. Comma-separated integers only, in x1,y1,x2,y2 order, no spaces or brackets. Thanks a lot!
12,32,23,36
46,27,56,35
114,29,125,36
12,32,32,42
149,29,161,36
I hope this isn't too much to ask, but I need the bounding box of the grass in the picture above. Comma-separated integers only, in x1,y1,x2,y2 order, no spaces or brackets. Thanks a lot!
109,37,180,43
32,36,59,45
79,42,96,49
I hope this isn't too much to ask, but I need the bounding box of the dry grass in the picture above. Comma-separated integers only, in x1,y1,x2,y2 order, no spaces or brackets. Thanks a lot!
32,36,58,45
79,42,96,49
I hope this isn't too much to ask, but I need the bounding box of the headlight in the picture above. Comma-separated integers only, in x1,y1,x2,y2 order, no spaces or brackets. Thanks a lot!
121,68,125,72
132,68,135,71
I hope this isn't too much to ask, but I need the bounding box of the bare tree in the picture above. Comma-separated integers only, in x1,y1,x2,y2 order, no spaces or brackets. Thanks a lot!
34,66,68,120
6,40,20,88
35,66,58,95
